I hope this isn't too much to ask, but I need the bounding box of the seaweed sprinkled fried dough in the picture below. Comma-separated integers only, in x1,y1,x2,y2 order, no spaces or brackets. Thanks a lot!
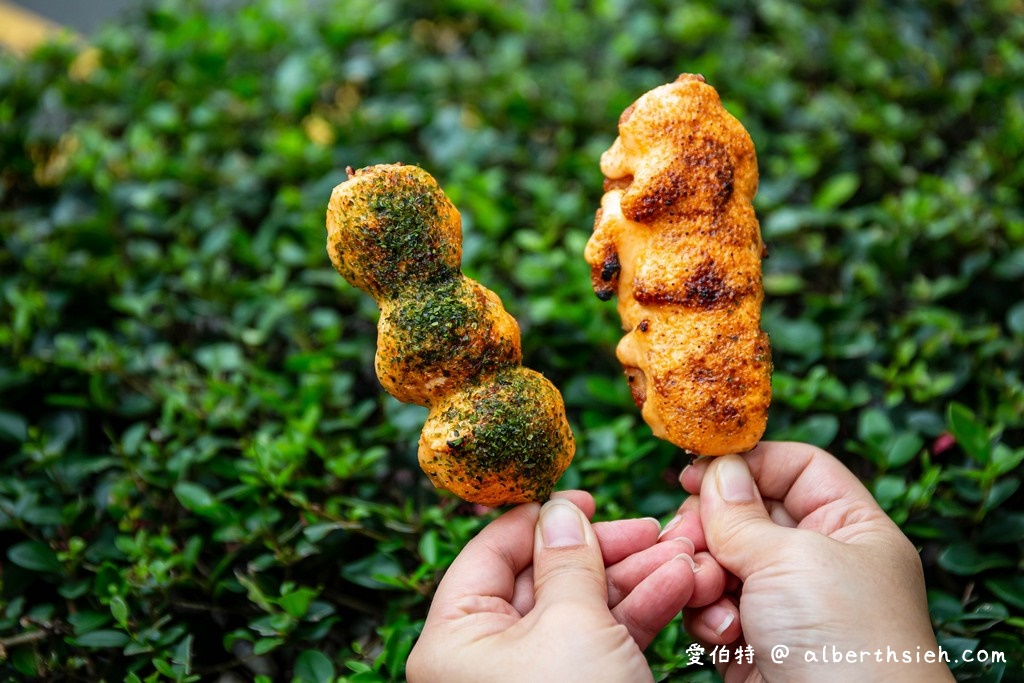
327,163,575,505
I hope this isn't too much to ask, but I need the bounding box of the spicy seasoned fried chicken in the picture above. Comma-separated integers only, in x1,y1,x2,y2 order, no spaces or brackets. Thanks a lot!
585,74,772,456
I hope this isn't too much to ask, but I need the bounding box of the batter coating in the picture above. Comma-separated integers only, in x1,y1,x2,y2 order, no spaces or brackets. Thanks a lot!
585,74,772,455
327,164,575,505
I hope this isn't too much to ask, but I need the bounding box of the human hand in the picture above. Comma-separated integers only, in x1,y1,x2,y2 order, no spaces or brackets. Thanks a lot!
407,491,698,683
662,442,955,683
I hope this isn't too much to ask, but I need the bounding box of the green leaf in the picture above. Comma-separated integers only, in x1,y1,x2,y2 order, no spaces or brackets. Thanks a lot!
11,646,39,677
278,587,318,619
381,614,417,677
989,443,1024,476
859,408,893,445
771,414,839,448
958,602,1008,623
303,522,345,543
253,637,284,656
885,432,923,468
109,596,129,629
236,573,276,613
946,402,991,463
194,343,245,372
304,600,335,624
418,529,439,566
982,477,1020,513
293,650,336,683
928,590,963,622
123,642,153,656
813,172,860,210
985,576,1024,610
22,505,62,526
937,542,1014,575
0,410,28,442
70,629,131,648
174,481,216,513
8,541,62,574
152,659,176,677
1007,300,1024,335
68,611,110,635
978,512,1024,546
765,317,823,359
342,553,405,590
762,271,806,296
172,635,194,670
872,475,906,509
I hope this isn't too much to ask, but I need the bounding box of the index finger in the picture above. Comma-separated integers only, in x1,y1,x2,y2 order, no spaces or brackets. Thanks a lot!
430,502,540,610
430,490,598,609
680,441,888,527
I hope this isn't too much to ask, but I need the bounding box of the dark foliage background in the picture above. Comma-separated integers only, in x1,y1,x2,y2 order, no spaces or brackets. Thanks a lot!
1,0,1022,680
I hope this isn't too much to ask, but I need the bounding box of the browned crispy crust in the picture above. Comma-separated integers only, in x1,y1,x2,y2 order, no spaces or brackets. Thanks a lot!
327,164,575,504
584,74,772,456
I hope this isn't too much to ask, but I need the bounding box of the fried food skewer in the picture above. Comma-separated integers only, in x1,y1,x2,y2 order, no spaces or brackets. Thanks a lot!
585,74,772,456
327,164,575,505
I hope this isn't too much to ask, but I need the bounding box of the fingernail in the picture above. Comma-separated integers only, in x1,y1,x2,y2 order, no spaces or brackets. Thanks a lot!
669,536,696,556
684,457,712,479
715,456,755,503
640,517,661,532
702,604,735,636
540,500,586,548
658,513,682,539
674,553,699,573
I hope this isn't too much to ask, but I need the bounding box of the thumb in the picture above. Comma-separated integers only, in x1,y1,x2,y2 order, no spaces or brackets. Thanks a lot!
700,455,789,581
531,499,609,611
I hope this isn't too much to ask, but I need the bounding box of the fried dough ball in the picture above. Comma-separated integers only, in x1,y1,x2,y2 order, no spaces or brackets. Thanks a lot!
327,164,574,504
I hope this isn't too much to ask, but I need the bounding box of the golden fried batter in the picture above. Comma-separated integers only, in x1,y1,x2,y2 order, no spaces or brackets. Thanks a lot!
327,164,574,505
585,74,772,456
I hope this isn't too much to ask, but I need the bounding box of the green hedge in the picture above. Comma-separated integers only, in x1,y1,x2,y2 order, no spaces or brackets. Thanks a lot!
1,0,1022,680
